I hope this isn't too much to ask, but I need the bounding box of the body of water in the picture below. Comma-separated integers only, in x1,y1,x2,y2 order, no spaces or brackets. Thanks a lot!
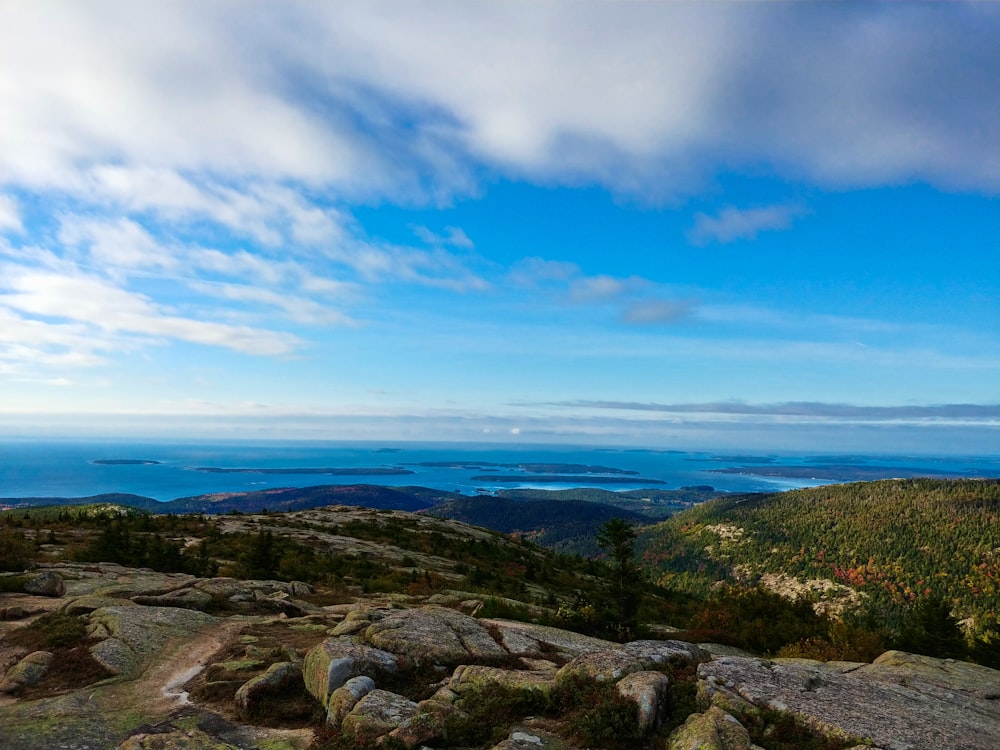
1,439,997,502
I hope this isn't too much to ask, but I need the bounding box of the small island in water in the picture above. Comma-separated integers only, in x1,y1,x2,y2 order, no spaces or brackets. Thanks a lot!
92,459,163,465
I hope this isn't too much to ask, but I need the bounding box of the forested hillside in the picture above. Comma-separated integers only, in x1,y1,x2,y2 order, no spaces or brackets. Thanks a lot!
427,495,647,555
641,479,1000,633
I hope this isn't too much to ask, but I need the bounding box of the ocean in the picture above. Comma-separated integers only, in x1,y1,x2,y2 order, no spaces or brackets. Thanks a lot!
1,439,997,502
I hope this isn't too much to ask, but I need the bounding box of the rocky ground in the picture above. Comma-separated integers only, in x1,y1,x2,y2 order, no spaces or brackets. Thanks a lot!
2,560,999,750
2,504,999,750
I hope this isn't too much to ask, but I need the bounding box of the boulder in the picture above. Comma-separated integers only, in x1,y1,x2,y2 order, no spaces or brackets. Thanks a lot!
616,670,671,732
482,618,616,660
362,605,508,664
22,570,65,597
61,595,136,616
340,688,419,738
90,637,140,676
557,639,709,683
116,728,242,749
0,650,54,693
302,638,398,706
327,675,376,725
490,727,569,749
330,609,372,636
233,661,302,719
699,653,1000,750
450,664,557,696
131,588,215,611
668,705,756,750
0,604,44,621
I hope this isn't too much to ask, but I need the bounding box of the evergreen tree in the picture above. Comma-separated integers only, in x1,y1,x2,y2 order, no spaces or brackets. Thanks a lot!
596,518,641,634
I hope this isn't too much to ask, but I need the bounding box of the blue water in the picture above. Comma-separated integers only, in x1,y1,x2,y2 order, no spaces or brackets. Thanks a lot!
1,439,998,502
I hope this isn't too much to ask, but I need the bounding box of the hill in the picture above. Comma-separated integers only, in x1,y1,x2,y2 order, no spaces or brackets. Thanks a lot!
640,478,1000,639
1,484,461,516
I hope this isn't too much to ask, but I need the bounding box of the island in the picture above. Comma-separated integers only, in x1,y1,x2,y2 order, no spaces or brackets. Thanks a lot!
92,459,163,465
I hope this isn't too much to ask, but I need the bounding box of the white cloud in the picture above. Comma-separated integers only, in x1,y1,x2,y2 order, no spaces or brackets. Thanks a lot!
59,216,179,272
189,281,355,326
0,265,301,356
1,2,996,202
412,226,474,249
0,195,23,233
688,205,806,245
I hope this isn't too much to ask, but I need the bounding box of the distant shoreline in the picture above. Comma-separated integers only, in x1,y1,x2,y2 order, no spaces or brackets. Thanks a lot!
709,464,966,481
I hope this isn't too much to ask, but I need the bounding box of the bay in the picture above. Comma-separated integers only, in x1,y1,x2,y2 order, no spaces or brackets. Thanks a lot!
1,438,997,502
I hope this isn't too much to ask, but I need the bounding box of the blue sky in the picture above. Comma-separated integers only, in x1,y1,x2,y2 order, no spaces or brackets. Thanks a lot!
0,1,997,453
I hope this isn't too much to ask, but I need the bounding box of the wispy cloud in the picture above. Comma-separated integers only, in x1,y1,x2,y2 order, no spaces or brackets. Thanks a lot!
0,266,301,357
687,204,807,245
508,257,581,287
412,225,474,249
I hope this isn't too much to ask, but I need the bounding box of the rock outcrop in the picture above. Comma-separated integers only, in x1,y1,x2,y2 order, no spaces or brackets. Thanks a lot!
361,605,510,663
698,653,1000,750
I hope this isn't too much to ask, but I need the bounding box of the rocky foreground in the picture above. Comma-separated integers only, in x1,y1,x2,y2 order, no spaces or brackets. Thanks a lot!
2,563,999,750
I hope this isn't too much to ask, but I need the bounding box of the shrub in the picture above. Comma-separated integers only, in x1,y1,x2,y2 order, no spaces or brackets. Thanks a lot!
549,673,642,749
0,528,34,571
444,682,548,747
7,612,87,649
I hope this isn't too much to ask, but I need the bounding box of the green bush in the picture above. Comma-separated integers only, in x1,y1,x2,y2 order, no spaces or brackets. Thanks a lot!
549,673,642,748
0,528,34,571
8,612,87,649
0,574,29,592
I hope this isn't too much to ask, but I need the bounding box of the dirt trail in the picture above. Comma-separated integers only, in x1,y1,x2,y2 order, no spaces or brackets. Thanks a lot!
133,616,249,715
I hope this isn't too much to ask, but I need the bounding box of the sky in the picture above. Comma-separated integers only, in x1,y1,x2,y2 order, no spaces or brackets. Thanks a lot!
0,1,998,453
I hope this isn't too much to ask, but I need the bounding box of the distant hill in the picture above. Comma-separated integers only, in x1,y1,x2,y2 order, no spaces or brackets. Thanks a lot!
164,483,450,514
493,486,720,520
1,484,462,515
427,495,647,555
640,478,1000,625
0,493,163,512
